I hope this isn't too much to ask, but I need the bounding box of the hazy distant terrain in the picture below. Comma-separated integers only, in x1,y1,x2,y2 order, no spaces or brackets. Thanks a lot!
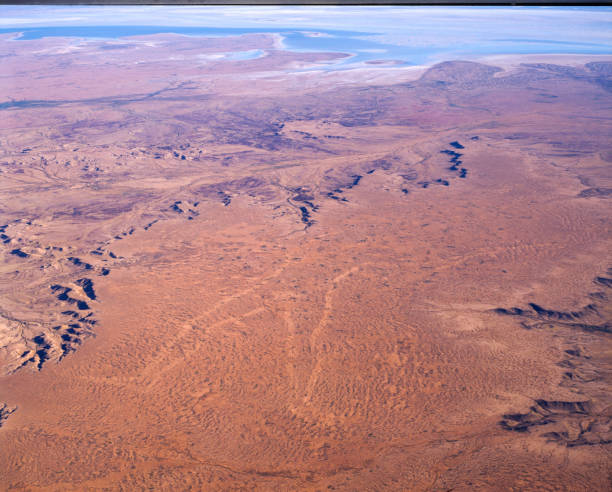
0,9,611,491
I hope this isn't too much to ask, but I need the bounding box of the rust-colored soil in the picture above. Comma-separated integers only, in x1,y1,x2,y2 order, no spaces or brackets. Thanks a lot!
0,34,611,490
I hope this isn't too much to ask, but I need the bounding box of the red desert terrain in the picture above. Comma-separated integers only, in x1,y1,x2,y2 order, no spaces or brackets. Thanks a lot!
0,32,611,490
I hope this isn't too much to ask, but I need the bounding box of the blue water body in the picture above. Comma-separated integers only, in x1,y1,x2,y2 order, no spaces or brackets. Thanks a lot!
224,49,264,61
0,25,610,70
280,31,422,67
0,25,370,41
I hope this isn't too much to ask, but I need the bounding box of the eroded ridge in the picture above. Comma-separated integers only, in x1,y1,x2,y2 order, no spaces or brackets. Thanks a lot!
495,269,612,448
501,399,611,447
0,219,115,375
493,269,612,334
0,403,16,428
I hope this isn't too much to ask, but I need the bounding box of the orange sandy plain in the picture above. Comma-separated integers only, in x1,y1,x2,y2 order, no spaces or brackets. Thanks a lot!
0,33,611,490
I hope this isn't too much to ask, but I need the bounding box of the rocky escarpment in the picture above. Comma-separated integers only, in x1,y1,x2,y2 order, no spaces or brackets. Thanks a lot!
0,403,16,428
494,268,612,447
